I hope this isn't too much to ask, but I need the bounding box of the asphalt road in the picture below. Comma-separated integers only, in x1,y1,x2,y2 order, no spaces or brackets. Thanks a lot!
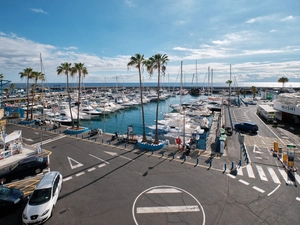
1,104,300,225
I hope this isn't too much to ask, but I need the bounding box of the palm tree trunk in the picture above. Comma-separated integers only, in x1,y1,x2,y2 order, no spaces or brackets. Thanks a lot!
154,67,161,144
66,75,74,128
138,67,146,142
26,78,29,120
77,73,81,129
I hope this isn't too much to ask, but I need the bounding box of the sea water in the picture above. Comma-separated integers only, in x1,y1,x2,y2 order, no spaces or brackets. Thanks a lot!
79,94,211,149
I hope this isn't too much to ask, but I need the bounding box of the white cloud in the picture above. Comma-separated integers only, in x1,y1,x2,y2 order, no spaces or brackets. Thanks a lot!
125,0,135,7
31,8,48,14
281,15,294,21
245,15,277,24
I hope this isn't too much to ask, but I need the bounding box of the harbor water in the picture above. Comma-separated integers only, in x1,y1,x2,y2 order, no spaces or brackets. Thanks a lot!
79,94,212,149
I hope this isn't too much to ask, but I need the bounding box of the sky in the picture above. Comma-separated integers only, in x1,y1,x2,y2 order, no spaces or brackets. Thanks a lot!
0,0,300,86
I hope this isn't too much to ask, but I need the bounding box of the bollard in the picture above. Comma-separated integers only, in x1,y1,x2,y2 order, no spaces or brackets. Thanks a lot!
184,154,186,162
102,139,104,143
161,151,164,157
209,160,212,168
44,127,46,131
224,163,227,172
132,145,135,150
196,157,199,165
124,143,126,148
245,157,249,164
82,135,84,139
59,130,61,134
239,159,242,167
231,162,234,170
172,152,175,160
76,134,78,138
94,138,97,142
88,137,90,140
116,142,118,147
152,150,154,155
108,141,111,145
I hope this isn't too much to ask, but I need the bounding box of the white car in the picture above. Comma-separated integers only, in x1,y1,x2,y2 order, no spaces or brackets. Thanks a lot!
22,171,63,225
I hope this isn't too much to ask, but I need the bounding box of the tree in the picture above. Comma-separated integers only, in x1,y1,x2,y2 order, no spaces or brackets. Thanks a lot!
71,63,88,129
9,83,15,94
127,53,147,142
3,88,9,98
19,68,33,120
0,74,4,79
241,89,247,98
250,86,257,100
278,77,289,88
57,62,75,128
145,54,169,144
30,71,45,120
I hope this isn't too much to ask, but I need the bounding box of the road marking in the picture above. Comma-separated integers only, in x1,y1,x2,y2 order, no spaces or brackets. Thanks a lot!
87,167,96,172
237,167,243,176
23,138,34,142
68,156,84,169
239,179,249,185
255,157,262,159
256,165,268,181
76,172,85,177
104,151,133,161
278,169,288,183
252,186,265,193
32,135,66,146
267,184,281,196
267,167,281,184
89,154,109,164
63,177,72,182
136,205,200,214
246,164,255,178
98,164,106,168
295,173,300,185
227,174,236,179
296,197,300,201
147,188,182,194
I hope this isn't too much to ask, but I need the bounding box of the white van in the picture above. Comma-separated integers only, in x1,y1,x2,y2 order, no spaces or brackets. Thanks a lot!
22,171,63,225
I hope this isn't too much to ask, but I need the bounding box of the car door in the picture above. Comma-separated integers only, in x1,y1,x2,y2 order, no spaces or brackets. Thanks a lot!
10,163,29,180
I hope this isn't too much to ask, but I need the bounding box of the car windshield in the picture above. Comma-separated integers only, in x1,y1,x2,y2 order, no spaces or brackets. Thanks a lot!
29,188,51,205
0,187,11,199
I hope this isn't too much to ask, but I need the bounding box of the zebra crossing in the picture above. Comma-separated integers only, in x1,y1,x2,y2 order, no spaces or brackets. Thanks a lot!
235,163,300,185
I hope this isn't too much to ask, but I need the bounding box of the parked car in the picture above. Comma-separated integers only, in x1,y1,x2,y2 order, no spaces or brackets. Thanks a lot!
234,122,258,134
22,171,63,225
0,186,24,208
0,156,48,184
247,100,257,105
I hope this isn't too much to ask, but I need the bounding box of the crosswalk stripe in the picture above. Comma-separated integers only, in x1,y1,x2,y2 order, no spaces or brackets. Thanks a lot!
267,167,281,184
278,169,288,183
237,167,243,176
256,165,268,181
295,173,300,185
246,165,255,178
253,186,265,193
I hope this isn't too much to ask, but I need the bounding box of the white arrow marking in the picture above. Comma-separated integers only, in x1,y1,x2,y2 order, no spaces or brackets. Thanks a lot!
67,156,84,169
23,138,34,142
104,151,133,161
89,154,109,164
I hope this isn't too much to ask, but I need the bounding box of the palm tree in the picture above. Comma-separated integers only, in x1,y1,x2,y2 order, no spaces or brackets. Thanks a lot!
3,88,9,98
145,54,169,144
127,54,147,142
0,74,4,79
19,68,33,120
71,63,88,129
250,86,257,100
30,71,45,120
9,83,15,94
278,77,289,88
241,89,247,98
57,62,75,128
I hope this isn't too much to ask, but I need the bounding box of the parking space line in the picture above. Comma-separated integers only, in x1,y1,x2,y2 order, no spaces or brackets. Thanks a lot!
227,174,236,179
252,186,265,193
98,164,106,168
239,179,249,185
76,172,85,177
63,177,72,182
87,167,96,172
147,188,181,194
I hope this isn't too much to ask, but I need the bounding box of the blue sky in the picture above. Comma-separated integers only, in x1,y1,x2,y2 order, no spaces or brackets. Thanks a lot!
0,0,300,86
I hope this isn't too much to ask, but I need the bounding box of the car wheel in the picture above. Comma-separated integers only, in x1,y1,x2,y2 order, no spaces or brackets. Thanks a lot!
35,168,42,174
